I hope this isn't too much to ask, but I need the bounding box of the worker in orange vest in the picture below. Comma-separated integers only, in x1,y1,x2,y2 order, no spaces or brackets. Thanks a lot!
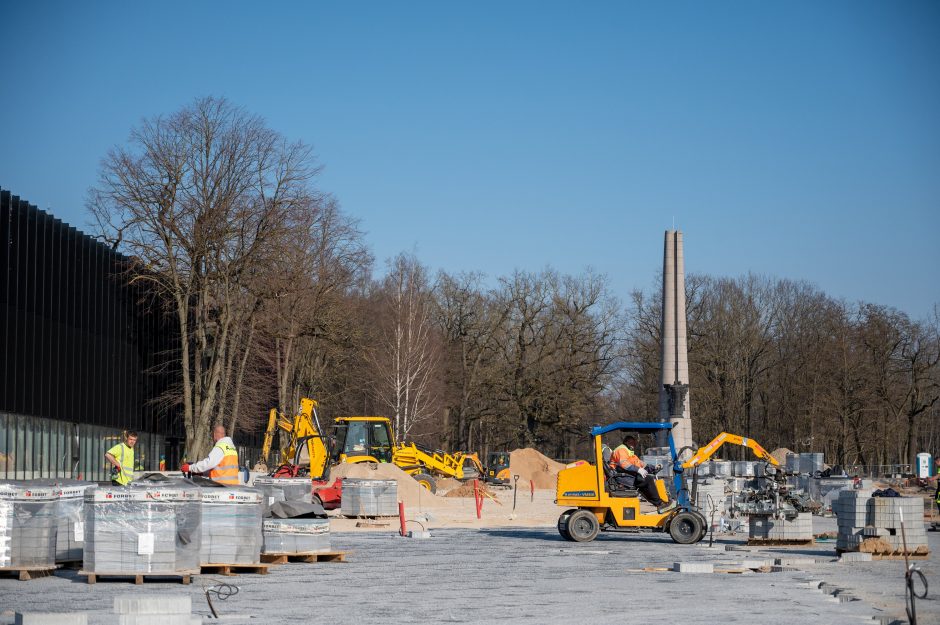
609,434,676,514
181,425,240,485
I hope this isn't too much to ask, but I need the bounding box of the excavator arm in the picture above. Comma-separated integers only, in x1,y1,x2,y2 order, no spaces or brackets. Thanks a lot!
681,432,780,469
254,398,329,478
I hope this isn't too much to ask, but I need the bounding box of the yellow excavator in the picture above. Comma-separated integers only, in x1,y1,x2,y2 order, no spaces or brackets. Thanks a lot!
681,432,779,470
257,399,484,494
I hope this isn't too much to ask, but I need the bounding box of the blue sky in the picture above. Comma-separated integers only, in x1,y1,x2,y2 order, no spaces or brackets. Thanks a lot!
1,1,938,318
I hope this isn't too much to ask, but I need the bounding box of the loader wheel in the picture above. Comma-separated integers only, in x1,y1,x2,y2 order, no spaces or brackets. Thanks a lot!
669,511,704,545
566,510,600,543
413,473,437,494
557,509,577,541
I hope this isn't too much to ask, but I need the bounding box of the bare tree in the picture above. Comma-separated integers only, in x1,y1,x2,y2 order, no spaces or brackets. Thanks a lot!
90,97,318,458
368,253,441,441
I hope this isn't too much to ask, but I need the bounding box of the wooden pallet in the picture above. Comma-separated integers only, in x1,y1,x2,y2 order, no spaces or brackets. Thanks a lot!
0,566,57,581
77,570,199,585
200,562,270,576
747,538,815,547
836,548,931,559
260,550,348,564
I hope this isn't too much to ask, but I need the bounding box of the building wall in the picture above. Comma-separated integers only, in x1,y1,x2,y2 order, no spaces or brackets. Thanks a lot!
0,187,180,480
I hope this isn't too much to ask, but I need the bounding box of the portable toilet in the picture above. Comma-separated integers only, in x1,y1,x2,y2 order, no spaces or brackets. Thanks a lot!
915,452,933,479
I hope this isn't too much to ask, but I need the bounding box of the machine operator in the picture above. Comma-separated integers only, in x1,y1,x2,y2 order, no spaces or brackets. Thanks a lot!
609,434,676,514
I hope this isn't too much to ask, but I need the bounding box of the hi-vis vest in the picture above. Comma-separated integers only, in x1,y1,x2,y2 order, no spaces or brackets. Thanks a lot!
209,440,240,485
108,442,135,485
609,444,638,470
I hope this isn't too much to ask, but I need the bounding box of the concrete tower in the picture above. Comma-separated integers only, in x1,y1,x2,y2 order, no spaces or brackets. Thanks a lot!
660,230,693,453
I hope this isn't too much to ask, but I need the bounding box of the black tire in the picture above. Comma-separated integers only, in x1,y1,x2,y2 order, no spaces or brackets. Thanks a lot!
413,472,437,494
566,510,600,543
557,509,577,541
669,511,704,545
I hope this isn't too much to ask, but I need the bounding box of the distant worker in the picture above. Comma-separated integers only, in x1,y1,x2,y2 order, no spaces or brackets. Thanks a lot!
105,430,138,486
181,425,240,485
609,434,676,514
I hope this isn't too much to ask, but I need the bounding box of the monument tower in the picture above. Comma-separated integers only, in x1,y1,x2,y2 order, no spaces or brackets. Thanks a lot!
660,230,693,453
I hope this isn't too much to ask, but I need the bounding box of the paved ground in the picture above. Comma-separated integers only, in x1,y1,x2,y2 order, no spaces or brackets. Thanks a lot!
1,520,937,624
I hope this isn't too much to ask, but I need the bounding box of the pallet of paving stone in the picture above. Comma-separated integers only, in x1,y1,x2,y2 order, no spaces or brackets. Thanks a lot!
746,538,815,546
0,565,57,581
200,562,270,576
77,569,199,584
260,550,348,564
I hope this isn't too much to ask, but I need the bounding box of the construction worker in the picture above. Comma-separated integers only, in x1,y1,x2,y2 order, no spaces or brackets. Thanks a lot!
181,425,240,485
609,434,676,514
935,457,940,518
104,430,138,486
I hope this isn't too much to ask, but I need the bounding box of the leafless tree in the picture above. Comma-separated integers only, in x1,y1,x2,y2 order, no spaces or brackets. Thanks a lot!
90,97,318,458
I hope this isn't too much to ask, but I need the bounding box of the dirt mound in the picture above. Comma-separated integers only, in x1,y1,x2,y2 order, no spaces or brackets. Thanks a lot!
770,448,793,465
443,481,495,498
509,448,565,489
330,462,444,507
434,477,462,493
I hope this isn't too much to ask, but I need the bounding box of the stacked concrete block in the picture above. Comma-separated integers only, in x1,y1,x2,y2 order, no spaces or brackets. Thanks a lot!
341,479,398,517
199,486,263,565
834,490,928,554
692,481,726,517
0,481,58,568
252,477,312,516
748,512,813,541
54,482,95,562
114,595,200,625
83,481,202,574
262,518,330,553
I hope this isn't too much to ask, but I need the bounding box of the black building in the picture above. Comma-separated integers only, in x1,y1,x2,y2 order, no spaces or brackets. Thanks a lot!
0,186,182,480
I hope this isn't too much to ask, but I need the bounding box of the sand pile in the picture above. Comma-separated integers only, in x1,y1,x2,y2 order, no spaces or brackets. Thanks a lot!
434,477,462,493
509,448,565,489
330,462,444,507
770,447,793,465
443,481,494,498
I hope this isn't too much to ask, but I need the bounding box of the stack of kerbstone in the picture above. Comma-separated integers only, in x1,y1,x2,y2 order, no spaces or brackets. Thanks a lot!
340,479,397,517
0,481,58,569
748,512,813,542
83,480,202,574
253,477,312,516
198,486,263,565
834,490,929,555
113,594,201,625
262,518,330,554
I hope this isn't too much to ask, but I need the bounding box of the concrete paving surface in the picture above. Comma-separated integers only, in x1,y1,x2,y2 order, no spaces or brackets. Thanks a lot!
1,520,936,625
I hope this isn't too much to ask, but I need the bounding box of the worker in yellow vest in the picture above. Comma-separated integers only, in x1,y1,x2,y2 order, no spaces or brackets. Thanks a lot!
105,430,138,486
182,425,240,485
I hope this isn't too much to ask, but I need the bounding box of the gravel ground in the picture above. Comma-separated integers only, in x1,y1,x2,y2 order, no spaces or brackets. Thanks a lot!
1,518,936,624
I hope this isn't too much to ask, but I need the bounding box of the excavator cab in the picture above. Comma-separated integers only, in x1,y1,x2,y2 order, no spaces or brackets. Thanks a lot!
556,421,707,544
332,417,395,464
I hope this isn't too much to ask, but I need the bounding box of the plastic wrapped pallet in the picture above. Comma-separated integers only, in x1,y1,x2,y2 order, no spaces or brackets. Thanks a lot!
252,477,312,517
0,481,58,568
199,486,263,565
262,518,330,553
54,481,95,563
341,479,398,517
83,480,202,574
